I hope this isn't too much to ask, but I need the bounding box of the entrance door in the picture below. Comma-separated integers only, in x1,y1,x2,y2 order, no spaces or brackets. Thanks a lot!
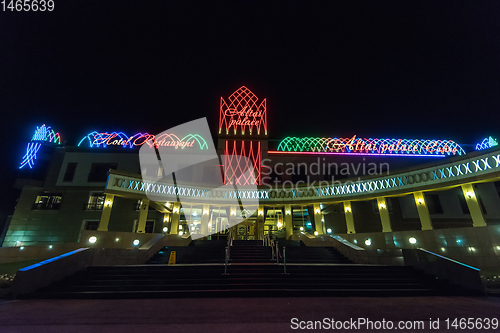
236,220,256,240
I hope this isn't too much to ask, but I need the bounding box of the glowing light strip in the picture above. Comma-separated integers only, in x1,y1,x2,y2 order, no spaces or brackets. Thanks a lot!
219,86,267,136
268,151,446,158
19,248,88,271
20,124,61,169
277,136,465,156
20,142,42,169
78,132,209,150
476,136,498,151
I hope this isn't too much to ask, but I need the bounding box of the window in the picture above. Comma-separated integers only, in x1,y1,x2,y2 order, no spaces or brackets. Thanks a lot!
425,194,443,214
83,220,100,231
458,194,470,214
88,163,117,182
474,185,488,214
132,220,155,233
145,220,155,233
32,194,62,210
63,162,77,182
86,192,105,210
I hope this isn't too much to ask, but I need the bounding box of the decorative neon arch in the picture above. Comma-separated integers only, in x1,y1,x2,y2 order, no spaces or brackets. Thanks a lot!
476,136,498,151
276,136,465,156
78,132,209,150
20,124,61,169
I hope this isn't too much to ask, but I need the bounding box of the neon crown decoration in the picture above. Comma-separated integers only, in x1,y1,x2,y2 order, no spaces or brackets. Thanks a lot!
219,86,267,136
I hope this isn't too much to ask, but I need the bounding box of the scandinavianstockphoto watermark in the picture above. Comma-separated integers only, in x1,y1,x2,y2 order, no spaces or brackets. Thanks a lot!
261,157,390,192
262,157,390,178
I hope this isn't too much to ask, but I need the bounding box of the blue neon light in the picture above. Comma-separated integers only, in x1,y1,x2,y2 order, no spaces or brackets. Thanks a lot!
476,136,498,151
18,248,88,271
20,124,61,169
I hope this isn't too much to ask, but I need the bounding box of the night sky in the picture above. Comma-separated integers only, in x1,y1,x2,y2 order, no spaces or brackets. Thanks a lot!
1,1,500,218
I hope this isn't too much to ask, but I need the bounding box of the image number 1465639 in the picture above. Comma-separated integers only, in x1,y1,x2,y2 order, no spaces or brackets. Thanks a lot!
1,0,54,11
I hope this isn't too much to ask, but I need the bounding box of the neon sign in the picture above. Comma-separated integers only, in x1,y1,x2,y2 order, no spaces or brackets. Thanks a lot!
78,132,208,150
224,140,262,185
276,136,465,156
476,136,498,151
20,124,61,169
219,86,267,136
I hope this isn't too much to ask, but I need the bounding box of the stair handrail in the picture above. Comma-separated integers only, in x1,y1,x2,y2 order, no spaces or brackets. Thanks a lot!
275,240,279,264
283,246,287,274
226,229,233,259
223,246,229,275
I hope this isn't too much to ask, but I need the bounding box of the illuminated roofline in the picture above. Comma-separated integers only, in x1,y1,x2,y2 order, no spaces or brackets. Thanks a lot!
277,136,465,156
268,151,446,158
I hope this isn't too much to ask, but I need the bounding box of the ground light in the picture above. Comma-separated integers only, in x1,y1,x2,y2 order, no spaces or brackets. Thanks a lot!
314,231,319,236
88,236,97,244
115,238,119,242
133,239,140,246
299,227,304,231
163,227,168,232
20,247,24,250
179,231,184,236
48,245,53,249
327,228,332,234
409,237,417,244
365,239,371,246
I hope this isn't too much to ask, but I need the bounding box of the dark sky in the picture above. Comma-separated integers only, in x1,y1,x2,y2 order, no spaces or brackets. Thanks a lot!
1,0,500,216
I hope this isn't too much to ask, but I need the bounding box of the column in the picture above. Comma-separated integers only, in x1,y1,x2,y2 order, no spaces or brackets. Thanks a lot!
313,203,324,235
285,204,293,240
200,204,210,237
229,205,239,238
343,201,356,234
461,184,487,227
170,202,181,235
256,206,265,240
413,191,433,230
162,212,170,233
136,199,150,233
377,197,392,232
98,193,115,231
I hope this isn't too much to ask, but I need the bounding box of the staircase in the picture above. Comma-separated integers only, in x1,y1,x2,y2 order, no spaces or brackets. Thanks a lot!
147,239,226,264
27,263,466,299
230,240,272,263
25,240,472,299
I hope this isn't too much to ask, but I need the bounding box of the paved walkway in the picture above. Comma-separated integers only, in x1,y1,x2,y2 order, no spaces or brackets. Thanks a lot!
0,296,499,332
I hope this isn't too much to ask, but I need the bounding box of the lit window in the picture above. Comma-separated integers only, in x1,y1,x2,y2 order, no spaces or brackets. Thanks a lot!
32,194,62,210
86,192,105,210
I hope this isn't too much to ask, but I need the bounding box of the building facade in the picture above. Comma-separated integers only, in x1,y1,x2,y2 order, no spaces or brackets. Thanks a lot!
4,87,500,271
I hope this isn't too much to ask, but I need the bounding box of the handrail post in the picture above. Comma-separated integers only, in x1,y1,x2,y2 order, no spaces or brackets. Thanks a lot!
276,241,279,264
223,246,229,275
283,246,287,274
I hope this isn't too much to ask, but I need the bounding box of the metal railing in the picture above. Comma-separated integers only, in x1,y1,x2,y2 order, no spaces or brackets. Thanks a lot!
283,246,287,274
223,229,234,275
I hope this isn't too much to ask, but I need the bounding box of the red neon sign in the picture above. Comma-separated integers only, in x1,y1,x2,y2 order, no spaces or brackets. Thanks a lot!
224,140,262,185
219,86,267,136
